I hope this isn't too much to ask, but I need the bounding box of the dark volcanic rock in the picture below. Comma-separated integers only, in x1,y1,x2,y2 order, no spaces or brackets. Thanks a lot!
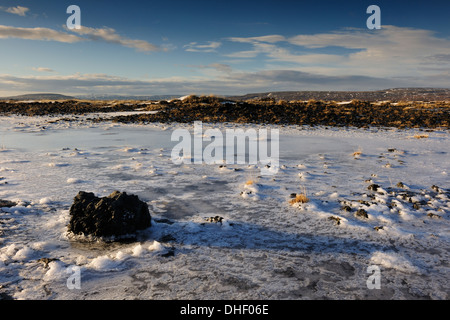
431,185,442,193
109,97,450,129
328,216,342,225
396,182,406,189
355,209,369,219
205,216,224,225
68,191,151,238
2,95,449,129
0,200,17,208
341,205,352,212
37,257,59,268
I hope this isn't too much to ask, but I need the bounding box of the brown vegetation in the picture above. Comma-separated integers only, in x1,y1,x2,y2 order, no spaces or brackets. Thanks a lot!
289,186,310,205
289,194,310,205
0,100,143,116
413,134,429,139
1,96,449,129
112,97,450,129
353,147,363,158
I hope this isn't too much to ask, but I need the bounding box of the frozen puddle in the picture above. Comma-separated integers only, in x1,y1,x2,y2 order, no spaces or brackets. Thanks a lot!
0,115,449,300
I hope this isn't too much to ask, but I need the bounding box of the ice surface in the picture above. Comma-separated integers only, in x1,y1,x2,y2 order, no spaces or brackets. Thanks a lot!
0,114,449,300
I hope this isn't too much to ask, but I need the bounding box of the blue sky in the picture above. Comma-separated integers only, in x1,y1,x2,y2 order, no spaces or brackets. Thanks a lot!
0,0,449,96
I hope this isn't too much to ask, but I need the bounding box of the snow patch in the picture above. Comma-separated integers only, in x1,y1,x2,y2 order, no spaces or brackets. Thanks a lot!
39,197,53,205
370,251,419,273
13,246,35,261
87,255,120,271
44,261,67,281
67,178,83,184
148,241,164,252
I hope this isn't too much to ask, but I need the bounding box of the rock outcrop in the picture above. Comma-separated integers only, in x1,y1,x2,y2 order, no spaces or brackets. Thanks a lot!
68,191,151,238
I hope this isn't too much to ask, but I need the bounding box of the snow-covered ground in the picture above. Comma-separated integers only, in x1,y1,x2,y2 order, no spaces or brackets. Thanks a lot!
0,114,449,300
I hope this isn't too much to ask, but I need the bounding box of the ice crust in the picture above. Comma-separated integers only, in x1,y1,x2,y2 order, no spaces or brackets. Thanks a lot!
0,115,448,300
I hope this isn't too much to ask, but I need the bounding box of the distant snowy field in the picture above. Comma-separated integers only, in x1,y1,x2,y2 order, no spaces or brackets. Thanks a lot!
0,114,449,300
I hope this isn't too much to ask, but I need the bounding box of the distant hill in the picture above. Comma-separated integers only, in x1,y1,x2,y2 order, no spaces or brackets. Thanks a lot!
75,94,183,101
1,93,183,101
228,88,450,102
3,93,194,101
3,88,450,102
2,93,75,101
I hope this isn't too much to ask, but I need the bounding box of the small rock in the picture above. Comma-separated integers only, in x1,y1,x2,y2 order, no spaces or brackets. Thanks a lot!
153,218,174,225
161,248,175,258
159,234,176,243
0,200,16,208
341,205,352,212
355,209,369,219
374,226,384,231
37,258,58,268
368,184,380,192
396,182,406,189
205,216,224,224
328,216,341,225
358,200,371,207
427,212,442,219
431,185,441,193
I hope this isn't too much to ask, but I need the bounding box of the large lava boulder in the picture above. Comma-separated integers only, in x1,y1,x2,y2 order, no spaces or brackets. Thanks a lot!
68,191,151,238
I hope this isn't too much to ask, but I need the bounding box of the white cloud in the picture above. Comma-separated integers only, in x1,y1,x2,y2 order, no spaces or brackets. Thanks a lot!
0,25,82,43
32,67,55,73
1,6,29,16
69,26,161,52
0,24,161,52
224,35,287,59
1,25,449,95
289,26,450,70
227,35,286,44
225,50,260,59
184,41,221,52
288,26,430,49
209,63,232,73
422,54,450,64
2,67,445,97
190,63,232,73
225,26,450,79
225,41,345,66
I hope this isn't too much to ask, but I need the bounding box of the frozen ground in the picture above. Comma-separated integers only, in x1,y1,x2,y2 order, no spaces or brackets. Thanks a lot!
0,114,449,300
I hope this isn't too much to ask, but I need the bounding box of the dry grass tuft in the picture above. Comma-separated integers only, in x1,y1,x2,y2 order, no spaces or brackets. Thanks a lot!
413,134,429,139
289,194,310,205
352,147,363,158
289,186,309,205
